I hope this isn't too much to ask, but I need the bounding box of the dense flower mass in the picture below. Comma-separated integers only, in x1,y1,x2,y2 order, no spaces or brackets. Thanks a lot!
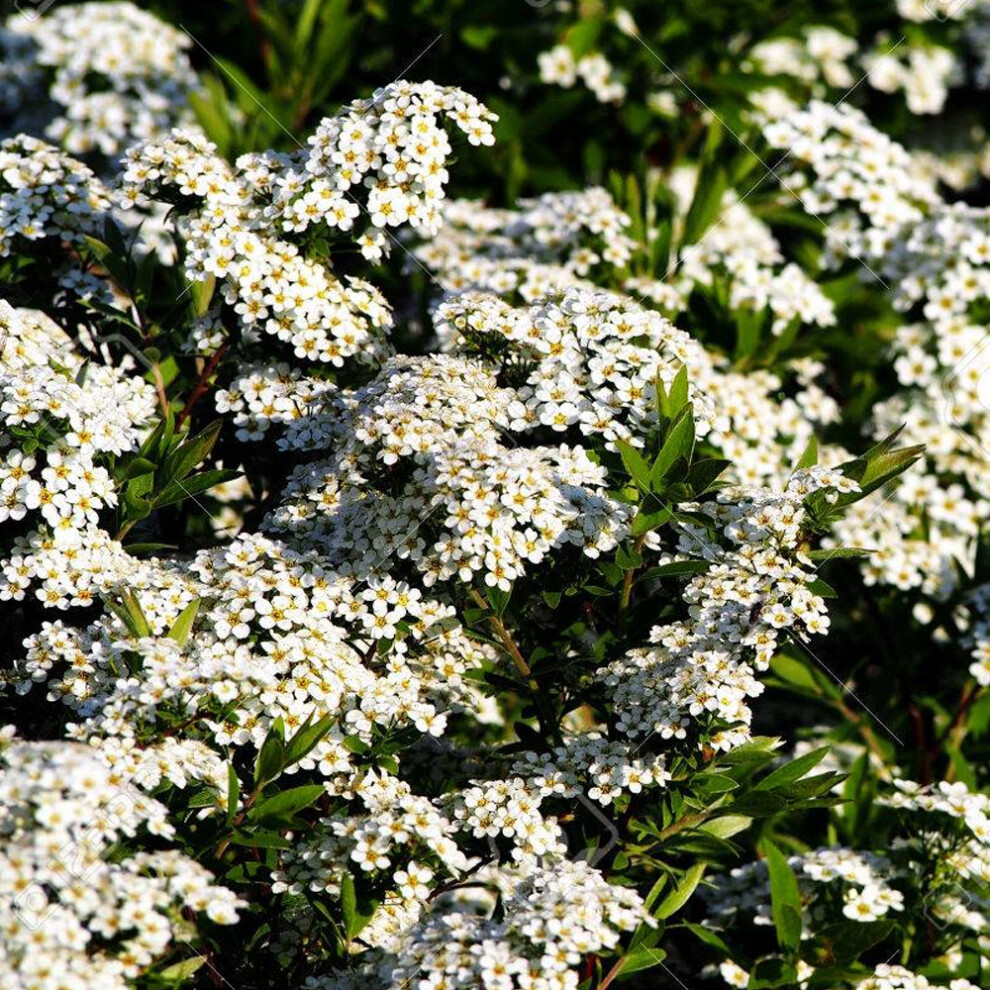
0,2,198,160
0,731,243,990
1,2,989,989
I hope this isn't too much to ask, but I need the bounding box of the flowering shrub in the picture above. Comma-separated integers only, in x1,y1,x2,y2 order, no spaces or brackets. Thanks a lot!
1,2,989,990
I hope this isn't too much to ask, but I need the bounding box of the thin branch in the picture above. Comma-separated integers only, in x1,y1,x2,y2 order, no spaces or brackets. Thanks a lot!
176,343,228,431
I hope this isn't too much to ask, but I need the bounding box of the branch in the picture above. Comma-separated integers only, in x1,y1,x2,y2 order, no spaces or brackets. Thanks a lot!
176,343,228,431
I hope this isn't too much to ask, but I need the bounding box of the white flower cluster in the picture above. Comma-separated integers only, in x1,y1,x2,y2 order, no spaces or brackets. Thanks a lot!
120,80,494,362
963,584,990,686
415,192,838,474
856,963,978,990
667,174,837,335
271,771,468,912
513,732,672,807
278,79,496,247
0,731,242,990
745,26,858,90
434,287,710,448
863,43,960,115
0,135,112,258
603,470,857,752
762,101,938,265
704,845,903,929
538,45,627,103
882,779,990,856
215,361,336,442
265,354,632,588
388,861,650,990
0,301,155,602
415,188,635,300
450,777,566,861
0,2,199,160
120,129,392,365
858,966,978,990
14,532,491,787
879,204,990,488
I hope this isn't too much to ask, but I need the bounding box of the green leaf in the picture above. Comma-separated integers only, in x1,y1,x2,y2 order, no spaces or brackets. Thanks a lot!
616,543,644,570
642,875,669,913
655,861,705,920
152,469,240,510
615,946,667,977
340,873,379,940
121,484,153,522
687,458,730,495
166,598,200,647
650,408,695,488
161,420,223,487
698,814,751,839
681,163,730,247
188,275,216,318
756,747,830,791
768,654,821,693
807,578,837,599
121,456,156,481
120,590,151,637
794,436,818,469
138,405,175,462
229,829,291,850
255,718,286,785
762,840,803,955
727,790,787,816
813,920,894,964
667,365,689,415
486,585,511,617
694,772,739,795
631,506,672,536
748,957,798,989
226,765,240,826
158,956,207,981
805,547,875,562
563,14,603,58
249,784,325,825
643,559,711,579
615,439,652,490
283,715,336,767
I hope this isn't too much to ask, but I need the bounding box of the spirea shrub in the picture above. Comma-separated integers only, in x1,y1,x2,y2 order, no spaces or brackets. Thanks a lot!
1,2,989,990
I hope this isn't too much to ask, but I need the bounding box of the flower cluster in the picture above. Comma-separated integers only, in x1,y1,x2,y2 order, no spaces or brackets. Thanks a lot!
14,532,492,790
434,287,710,447
265,354,632,588
0,135,112,258
762,101,938,265
119,81,493,363
603,470,855,752
415,188,635,300
387,861,650,990
0,2,199,161
0,731,242,990
0,300,155,610
538,45,627,104
704,845,904,928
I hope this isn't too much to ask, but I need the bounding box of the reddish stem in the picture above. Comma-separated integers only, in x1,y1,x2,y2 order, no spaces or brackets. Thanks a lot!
176,343,228,431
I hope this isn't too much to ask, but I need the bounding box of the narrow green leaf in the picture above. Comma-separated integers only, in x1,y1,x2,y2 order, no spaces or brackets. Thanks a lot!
756,747,830,791
650,408,695,488
762,840,803,955
166,598,201,647
249,784,325,824
615,439,652,490
655,861,705,920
